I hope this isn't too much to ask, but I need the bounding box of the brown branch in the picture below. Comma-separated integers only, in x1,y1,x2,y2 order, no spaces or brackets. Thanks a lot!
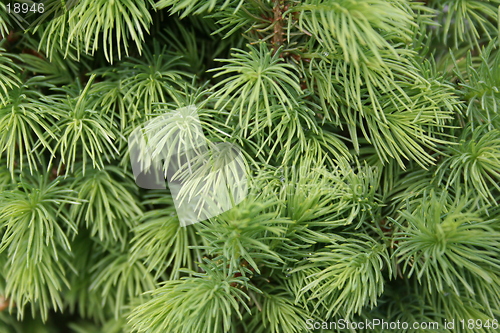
272,0,285,54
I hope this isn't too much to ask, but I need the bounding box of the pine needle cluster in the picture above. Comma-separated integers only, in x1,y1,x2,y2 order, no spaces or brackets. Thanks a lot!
0,0,500,332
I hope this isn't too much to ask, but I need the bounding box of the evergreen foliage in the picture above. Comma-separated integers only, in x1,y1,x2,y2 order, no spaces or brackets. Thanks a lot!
0,0,499,332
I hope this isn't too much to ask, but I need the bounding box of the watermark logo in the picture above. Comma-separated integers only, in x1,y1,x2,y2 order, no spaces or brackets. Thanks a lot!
128,105,248,227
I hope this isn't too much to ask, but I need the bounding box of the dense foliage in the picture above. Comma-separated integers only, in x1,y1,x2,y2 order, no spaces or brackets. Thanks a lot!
0,0,500,332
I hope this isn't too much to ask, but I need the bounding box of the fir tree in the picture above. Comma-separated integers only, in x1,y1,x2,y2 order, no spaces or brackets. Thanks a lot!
0,0,500,332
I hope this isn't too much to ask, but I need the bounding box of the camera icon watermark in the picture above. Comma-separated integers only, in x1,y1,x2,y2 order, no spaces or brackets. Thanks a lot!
128,105,248,227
